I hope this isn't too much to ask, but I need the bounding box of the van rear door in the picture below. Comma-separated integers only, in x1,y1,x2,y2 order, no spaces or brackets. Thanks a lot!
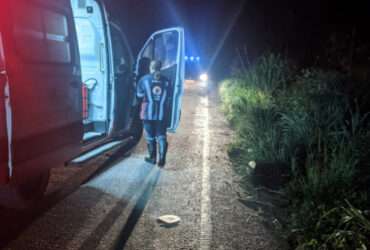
0,0,83,175
136,27,185,132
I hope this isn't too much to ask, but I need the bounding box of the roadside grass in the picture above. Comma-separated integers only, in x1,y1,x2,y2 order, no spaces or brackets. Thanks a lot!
220,54,370,249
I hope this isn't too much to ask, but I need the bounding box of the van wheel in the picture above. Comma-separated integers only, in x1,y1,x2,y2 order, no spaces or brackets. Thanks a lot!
16,170,50,201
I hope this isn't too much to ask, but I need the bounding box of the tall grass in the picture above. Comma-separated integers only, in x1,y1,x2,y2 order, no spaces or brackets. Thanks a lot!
239,54,292,93
220,53,370,249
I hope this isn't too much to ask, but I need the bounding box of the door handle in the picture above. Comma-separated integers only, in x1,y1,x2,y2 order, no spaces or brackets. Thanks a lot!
100,43,105,73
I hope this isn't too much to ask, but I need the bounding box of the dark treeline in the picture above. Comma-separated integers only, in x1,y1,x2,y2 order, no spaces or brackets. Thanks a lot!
104,0,370,80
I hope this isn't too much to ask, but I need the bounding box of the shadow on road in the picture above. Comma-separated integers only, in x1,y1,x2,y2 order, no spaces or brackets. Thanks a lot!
0,139,139,249
113,169,161,250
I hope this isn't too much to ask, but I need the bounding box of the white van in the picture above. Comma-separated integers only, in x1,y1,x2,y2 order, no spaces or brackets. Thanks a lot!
0,0,185,202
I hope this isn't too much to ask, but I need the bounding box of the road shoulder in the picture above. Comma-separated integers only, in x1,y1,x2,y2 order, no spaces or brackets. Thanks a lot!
208,88,282,250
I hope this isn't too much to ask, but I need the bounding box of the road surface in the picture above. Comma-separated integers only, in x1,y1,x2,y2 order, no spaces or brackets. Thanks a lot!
2,81,281,250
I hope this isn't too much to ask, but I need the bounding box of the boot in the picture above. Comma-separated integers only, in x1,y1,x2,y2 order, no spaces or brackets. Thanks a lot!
158,140,168,167
145,141,157,164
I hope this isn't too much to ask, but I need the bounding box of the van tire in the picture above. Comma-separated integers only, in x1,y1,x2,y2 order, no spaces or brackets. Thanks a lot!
16,170,50,201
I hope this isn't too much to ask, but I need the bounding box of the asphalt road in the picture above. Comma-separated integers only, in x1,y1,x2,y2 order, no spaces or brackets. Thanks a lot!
2,81,281,250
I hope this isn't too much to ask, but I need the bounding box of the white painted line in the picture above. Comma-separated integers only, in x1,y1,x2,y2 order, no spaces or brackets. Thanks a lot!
200,96,211,250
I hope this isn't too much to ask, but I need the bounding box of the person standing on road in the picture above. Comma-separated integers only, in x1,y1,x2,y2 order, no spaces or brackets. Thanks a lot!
137,60,170,167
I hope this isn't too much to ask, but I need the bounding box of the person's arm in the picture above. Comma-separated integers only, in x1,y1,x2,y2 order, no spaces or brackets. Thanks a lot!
136,77,145,103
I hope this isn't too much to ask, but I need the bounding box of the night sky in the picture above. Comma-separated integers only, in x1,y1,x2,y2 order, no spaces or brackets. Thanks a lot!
105,0,370,78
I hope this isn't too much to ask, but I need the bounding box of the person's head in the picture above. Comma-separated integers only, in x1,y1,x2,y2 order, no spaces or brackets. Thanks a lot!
150,60,162,74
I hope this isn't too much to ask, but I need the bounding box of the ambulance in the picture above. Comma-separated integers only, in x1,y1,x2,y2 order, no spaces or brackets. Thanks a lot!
0,0,184,202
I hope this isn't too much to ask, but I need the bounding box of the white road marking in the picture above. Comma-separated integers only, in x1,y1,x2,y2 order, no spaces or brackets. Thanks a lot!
200,95,211,250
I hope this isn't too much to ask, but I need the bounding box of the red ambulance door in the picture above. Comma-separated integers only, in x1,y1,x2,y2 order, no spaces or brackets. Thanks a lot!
0,0,83,179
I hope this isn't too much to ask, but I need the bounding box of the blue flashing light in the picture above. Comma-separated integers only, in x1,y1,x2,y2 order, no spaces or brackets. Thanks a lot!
185,56,189,61
190,56,194,61
196,56,200,61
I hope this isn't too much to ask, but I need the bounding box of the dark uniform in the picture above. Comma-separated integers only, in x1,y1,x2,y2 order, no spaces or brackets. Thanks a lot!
137,72,170,166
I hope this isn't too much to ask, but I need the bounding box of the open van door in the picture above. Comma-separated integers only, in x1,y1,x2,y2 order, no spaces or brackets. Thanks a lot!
0,0,83,198
136,27,185,132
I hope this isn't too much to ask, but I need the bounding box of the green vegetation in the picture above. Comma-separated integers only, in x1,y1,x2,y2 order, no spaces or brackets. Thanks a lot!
220,54,370,249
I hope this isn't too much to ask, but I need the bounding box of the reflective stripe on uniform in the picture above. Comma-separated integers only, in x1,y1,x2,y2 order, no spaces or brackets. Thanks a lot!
144,79,153,120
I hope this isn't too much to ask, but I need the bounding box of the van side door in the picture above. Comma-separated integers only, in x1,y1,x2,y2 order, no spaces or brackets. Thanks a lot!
0,0,83,174
136,27,185,132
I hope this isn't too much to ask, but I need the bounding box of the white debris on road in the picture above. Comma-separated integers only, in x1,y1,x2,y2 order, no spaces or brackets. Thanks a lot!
157,215,181,226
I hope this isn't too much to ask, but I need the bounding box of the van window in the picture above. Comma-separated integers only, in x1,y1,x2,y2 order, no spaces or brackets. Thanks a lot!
154,31,178,69
142,41,153,60
44,10,71,63
12,1,71,63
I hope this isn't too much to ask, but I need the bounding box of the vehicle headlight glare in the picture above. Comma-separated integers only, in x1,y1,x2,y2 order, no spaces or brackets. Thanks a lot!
200,73,208,82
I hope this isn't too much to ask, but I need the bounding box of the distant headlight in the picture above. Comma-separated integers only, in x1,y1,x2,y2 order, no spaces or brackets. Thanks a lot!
200,73,208,82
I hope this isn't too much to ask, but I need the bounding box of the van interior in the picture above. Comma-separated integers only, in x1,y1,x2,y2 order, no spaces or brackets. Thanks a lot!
70,0,110,142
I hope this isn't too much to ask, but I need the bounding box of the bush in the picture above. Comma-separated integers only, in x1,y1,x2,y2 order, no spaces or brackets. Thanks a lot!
289,202,370,250
220,53,370,249
220,53,292,162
